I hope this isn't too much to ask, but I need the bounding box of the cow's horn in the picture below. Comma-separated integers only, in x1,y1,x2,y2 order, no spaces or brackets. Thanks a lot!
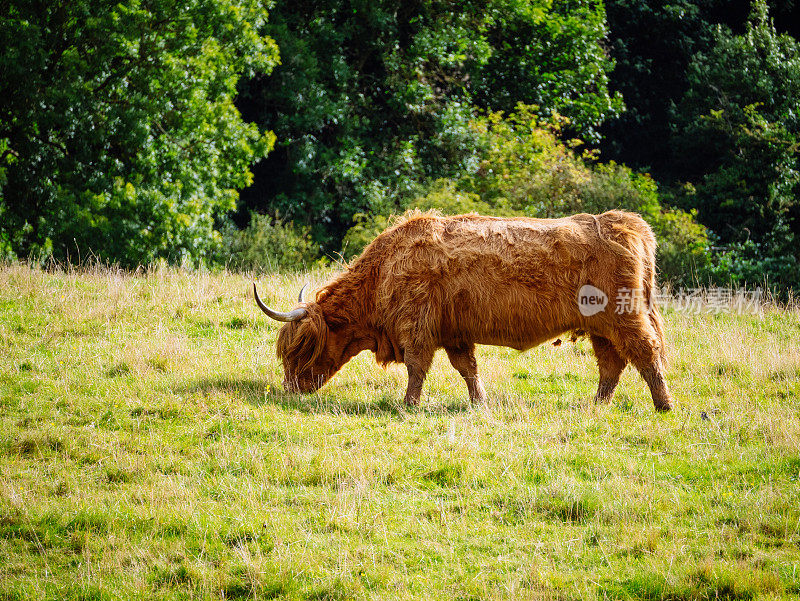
298,283,309,303
253,283,307,322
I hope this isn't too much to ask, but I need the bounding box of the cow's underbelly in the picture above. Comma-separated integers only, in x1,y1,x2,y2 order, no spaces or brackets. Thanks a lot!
472,331,562,351
439,317,573,352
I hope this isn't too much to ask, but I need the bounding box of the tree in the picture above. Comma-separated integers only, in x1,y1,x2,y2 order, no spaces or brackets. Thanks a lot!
0,0,279,266
342,105,712,285
236,0,622,251
472,0,623,143
671,0,800,287
600,0,799,179
599,0,740,178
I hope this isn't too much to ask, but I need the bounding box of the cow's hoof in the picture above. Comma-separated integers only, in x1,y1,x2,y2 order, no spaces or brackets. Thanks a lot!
654,400,673,412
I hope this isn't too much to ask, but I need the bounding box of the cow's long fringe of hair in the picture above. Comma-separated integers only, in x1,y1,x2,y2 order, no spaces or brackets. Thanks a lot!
276,303,329,375
275,240,387,376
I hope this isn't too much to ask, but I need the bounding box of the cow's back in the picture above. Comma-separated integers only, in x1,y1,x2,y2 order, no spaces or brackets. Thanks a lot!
371,212,630,351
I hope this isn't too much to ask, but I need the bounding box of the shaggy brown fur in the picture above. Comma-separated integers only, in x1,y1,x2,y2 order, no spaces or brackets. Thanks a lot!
267,210,673,411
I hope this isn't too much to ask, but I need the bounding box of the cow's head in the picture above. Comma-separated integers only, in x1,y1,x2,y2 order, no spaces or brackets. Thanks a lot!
253,283,369,393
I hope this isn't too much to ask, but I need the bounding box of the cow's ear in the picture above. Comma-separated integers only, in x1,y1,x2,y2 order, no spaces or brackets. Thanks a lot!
325,314,348,330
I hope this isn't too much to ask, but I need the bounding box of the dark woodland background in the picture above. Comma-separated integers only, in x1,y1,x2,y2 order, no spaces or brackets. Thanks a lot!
2,0,800,289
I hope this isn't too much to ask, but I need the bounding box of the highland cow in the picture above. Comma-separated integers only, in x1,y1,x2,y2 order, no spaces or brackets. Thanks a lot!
254,210,673,411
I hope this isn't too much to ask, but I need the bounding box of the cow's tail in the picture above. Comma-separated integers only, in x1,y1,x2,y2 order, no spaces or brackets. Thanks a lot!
591,214,636,258
595,211,668,365
644,252,668,366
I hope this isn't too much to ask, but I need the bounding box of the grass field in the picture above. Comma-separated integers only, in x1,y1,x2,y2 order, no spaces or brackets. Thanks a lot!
1,263,799,600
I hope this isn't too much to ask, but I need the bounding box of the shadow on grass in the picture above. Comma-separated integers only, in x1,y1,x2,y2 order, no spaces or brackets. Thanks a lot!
179,376,471,416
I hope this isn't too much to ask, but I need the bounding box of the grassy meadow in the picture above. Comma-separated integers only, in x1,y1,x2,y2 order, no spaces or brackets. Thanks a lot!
1,263,799,600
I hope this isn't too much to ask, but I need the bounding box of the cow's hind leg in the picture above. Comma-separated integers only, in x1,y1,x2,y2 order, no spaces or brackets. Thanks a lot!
590,335,627,403
445,344,487,403
615,326,673,412
403,347,435,407
637,360,672,412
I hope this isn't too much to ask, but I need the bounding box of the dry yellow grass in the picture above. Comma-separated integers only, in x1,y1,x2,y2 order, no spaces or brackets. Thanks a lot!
0,263,799,600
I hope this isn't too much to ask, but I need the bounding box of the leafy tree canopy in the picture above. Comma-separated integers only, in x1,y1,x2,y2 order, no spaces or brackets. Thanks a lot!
237,0,622,251
0,0,279,266
342,105,711,285
600,0,734,177
600,0,798,179
671,0,800,287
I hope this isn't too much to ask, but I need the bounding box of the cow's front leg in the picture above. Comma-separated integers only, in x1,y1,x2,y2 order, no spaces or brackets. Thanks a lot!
445,345,487,403
403,347,434,406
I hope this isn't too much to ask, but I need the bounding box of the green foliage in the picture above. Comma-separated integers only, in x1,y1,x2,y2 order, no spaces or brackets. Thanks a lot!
0,0,279,267
0,138,13,260
341,214,392,261
579,162,660,217
599,0,800,290
3,0,795,289
341,180,501,258
648,207,712,286
581,163,712,285
600,0,739,176
342,105,710,284
408,180,498,216
602,1,800,178
466,106,710,284
671,1,800,288
705,239,800,289
238,0,622,250
471,0,624,143
221,214,321,273
463,106,591,216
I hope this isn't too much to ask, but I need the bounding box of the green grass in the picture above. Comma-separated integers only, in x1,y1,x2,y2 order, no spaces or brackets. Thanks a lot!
1,263,799,600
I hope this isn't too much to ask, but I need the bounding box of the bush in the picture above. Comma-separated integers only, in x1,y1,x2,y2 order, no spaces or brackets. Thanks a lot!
408,180,500,216
221,214,321,273
470,107,713,285
341,105,711,284
340,214,391,260
463,106,589,216
705,239,799,290
649,208,712,286
340,181,506,259
580,163,712,286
